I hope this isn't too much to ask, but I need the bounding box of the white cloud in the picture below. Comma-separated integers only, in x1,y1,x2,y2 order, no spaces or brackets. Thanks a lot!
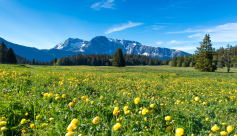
170,40,176,43
105,21,143,34
166,40,195,45
170,46,197,51
168,23,237,42
91,0,115,10
151,25,165,30
156,42,162,45
188,33,201,38
167,28,203,34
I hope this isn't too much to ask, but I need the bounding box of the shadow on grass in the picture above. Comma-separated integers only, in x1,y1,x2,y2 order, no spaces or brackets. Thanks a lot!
215,71,236,73
14,64,33,69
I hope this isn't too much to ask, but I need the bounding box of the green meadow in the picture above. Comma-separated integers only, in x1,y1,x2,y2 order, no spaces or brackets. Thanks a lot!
0,65,236,136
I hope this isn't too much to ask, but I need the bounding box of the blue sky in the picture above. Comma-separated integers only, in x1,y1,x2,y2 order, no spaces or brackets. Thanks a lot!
0,0,237,54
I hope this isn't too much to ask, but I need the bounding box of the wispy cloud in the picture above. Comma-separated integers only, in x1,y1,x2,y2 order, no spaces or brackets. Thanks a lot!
151,25,165,30
105,21,143,34
188,33,201,38
157,1,191,11
167,28,204,34
167,23,237,42
170,46,197,51
91,0,115,10
154,23,171,24
156,42,162,45
166,40,195,45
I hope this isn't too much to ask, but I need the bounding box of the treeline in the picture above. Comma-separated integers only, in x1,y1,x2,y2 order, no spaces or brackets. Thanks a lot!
169,55,196,67
214,45,237,68
169,44,237,68
47,54,164,66
0,41,17,64
15,53,166,66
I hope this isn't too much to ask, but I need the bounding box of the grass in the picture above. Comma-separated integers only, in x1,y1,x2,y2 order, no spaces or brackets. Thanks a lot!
0,64,236,136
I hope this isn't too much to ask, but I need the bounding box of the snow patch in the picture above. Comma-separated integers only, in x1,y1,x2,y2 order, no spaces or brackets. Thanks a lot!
142,53,149,56
56,45,64,49
71,42,83,47
79,49,84,52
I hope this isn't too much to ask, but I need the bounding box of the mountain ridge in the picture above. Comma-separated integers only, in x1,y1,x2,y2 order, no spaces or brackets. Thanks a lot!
53,36,190,60
0,36,190,62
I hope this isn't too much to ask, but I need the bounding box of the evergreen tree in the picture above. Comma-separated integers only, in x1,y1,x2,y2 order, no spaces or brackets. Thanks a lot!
224,44,231,72
172,56,177,67
169,61,172,66
177,59,182,67
6,47,17,64
217,62,223,68
0,41,8,64
32,59,35,65
112,48,125,67
189,62,193,67
182,56,188,67
194,34,217,72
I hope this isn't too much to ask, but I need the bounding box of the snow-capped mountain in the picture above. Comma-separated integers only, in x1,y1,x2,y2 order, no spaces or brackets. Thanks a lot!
54,38,89,52
0,36,190,62
53,36,190,60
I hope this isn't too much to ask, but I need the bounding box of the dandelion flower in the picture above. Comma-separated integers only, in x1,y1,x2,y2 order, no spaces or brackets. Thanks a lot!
176,128,184,135
49,118,54,121
69,102,74,107
220,131,227,136
20,119,27,125
142,108,147,115
150,104,155,108
65,132,73,136
134,97,140,104
0,126,7,132
211,124,219,131
227,125,233,133
30,124,35,128
165,116,171,121
1,117,6,120
195,97,199,102
92,116,100,124
0,121,7,126
113,123,121,131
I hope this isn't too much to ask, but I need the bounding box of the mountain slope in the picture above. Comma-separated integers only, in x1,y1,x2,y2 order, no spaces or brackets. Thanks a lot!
54,36,190,60
0,37,56,62
0,37,78,62
0,36,190,62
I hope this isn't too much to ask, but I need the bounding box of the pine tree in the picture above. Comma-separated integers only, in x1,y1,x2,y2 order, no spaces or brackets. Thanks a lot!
112,48,125,67
6,47,17,64
177,59,182,67
171,56,177,67
182,56,188,67
168,61,172,66
224,44,231,72
189,62,193,67
217,62,223,68
194,34,217,72
0,41,8,64
32,59,35,65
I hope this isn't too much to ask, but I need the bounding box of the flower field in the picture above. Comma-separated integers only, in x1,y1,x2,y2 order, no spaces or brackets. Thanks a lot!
0,65,237,136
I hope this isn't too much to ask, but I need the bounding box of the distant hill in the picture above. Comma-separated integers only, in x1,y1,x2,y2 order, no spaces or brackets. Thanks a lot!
0,36,190,62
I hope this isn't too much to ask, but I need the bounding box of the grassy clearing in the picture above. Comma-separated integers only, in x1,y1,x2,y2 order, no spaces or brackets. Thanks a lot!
0,65,236,136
